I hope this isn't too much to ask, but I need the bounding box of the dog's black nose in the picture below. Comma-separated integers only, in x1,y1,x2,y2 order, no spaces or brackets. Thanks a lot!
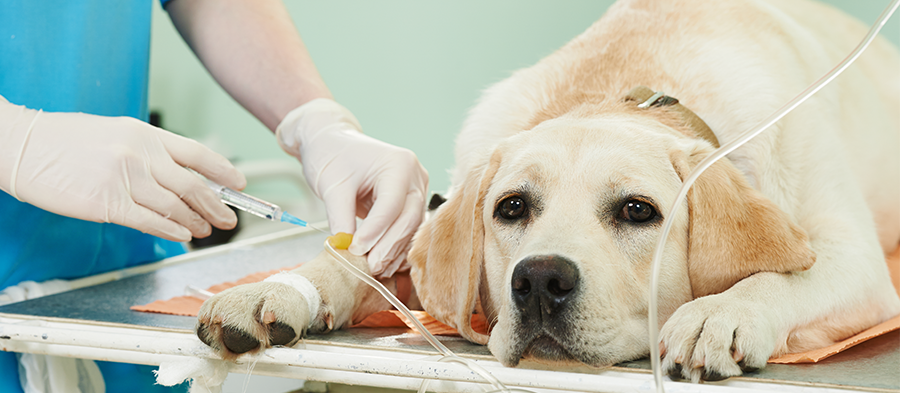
511,255,580,320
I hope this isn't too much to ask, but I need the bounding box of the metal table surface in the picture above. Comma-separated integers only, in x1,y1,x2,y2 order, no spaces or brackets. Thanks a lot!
1,228,897,392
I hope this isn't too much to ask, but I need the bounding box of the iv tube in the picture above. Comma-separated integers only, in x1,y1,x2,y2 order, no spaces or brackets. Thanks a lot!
323,237,533,393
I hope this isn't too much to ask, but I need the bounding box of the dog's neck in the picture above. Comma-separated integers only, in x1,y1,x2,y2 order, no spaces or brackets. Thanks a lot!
526,87,720,148
623,86,720,148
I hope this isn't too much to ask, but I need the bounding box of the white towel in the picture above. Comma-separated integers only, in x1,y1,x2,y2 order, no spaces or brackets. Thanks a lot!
154,357,229,393
1,279,106,393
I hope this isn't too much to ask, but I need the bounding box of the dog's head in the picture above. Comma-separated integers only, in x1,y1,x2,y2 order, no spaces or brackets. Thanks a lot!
408,105,815,367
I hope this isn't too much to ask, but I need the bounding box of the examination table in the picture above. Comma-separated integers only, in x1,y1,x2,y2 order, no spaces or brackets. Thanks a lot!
1,228,897,393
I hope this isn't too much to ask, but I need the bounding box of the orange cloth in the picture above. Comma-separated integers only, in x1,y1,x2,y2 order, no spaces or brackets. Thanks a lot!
351,310,489,336
769,245,900,363
133,247,900,363
130,264,303,316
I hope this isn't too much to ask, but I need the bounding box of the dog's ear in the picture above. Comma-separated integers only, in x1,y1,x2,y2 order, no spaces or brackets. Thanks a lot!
408,150,503,345
670,142,816,298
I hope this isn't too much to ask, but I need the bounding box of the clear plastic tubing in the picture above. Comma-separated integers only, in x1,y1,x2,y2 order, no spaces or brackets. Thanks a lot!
323,238,525,393
184,285,214,300
646,1,899,392
205,179,312,228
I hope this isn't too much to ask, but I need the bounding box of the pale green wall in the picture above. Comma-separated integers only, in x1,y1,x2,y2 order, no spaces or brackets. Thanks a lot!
148,1,899,196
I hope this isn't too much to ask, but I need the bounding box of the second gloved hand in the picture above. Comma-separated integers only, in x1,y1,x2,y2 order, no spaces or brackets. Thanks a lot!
0,96,246,242
277,99,428,278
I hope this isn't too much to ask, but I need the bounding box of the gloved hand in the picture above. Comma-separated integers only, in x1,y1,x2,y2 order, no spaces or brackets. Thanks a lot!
0,95,246,242
277,98,428,278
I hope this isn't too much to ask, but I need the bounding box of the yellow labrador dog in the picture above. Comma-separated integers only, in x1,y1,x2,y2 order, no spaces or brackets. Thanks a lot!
196,0,900,382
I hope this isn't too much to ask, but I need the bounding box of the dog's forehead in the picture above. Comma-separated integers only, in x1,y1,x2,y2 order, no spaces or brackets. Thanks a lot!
492,116,681,190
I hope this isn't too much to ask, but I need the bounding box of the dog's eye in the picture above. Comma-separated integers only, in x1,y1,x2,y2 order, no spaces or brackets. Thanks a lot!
498,196,527,220
621,200,657,223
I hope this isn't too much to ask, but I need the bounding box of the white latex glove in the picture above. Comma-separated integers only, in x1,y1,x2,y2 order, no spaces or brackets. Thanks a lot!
0,96,246,242
276,98,428,278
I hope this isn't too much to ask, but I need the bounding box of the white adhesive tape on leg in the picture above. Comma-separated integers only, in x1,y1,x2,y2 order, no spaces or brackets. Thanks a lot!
263,272,321,325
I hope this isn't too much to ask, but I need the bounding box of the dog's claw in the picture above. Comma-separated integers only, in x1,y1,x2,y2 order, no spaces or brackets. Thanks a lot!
262,310,277,324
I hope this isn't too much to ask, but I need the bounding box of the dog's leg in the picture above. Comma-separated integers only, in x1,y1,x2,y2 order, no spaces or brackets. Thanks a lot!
195,248,397,360
660,232,900,382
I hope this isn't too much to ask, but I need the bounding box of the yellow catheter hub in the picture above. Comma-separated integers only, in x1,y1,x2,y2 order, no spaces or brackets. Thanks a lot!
327,233,353,250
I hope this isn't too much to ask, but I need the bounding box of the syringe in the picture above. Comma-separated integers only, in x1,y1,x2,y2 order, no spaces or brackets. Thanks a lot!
204,179,327,233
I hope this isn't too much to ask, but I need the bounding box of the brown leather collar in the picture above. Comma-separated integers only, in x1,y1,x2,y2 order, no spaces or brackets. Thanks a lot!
624,86,720,148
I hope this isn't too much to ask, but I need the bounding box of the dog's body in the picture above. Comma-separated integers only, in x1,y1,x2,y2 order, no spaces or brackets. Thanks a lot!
196,0,900,381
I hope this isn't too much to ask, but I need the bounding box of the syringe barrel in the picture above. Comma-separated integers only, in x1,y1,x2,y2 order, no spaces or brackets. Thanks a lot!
206,181,283,221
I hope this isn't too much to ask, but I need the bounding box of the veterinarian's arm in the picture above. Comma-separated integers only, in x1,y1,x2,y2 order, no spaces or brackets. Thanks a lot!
166,0,428,278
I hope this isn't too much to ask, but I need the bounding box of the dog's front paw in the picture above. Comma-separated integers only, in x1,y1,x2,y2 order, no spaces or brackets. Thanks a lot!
659,295,777,382
196,281,313,360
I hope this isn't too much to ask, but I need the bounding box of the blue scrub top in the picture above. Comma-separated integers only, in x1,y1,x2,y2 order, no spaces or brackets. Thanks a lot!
0,1,186,392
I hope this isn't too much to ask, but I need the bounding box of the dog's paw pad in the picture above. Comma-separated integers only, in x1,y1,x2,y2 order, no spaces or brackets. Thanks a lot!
197,323,215,348
666,363,685,380
268,321,298,346
702,369,729,382
222,325,260,354
195,280,315,359
738,360,761,374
